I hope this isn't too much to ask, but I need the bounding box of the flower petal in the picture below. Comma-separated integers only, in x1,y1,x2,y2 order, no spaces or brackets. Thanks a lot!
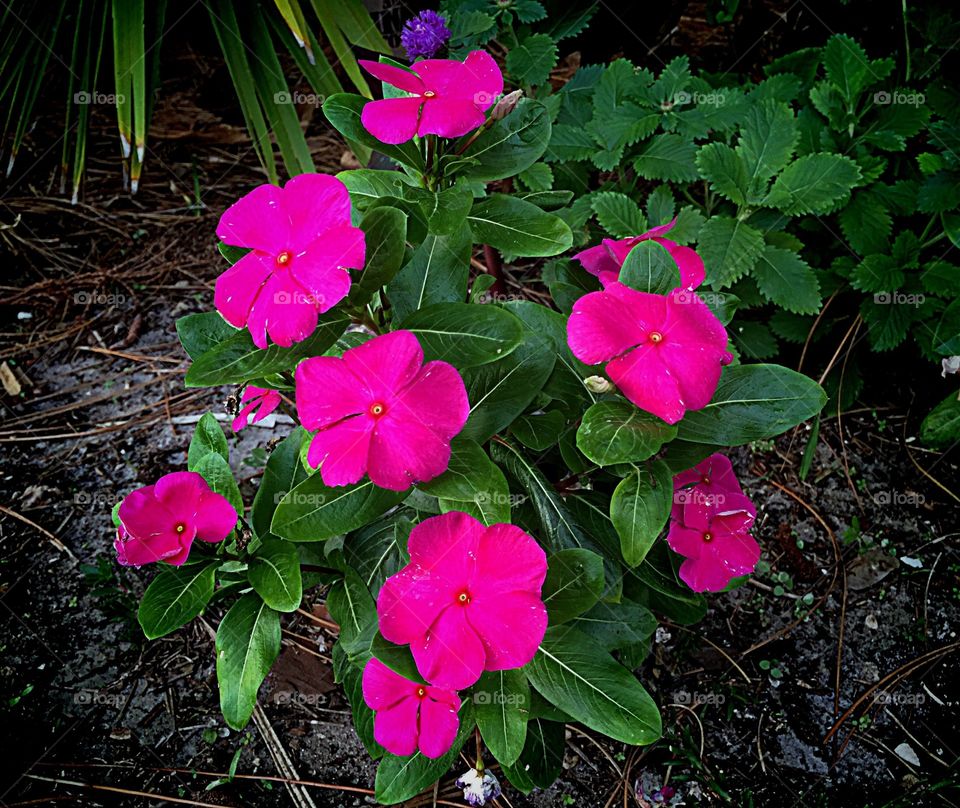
368,414,452,490
466,590,547,670
216,184,289,253
295,356,370,431
362,657,415,711
657,240,705,290
679,554,735,592
418,97,487,139
373,694,420,757
153,471,206,513
359,59,425,94
574,242,622,285
194,489,238,542
393,360,470,440
214,251,274,330
418,695,460,758
309,416,375,486
282,174,353,246
567,289,645,365
473,523,546,595
361,96,424,144
378,566,456,646
667,522,707,560
407,511,484,583
606,344,686,424
412,605,486,689
343,330,424,404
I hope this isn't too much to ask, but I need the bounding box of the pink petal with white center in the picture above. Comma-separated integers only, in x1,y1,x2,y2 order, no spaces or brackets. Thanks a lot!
473,523,547,596
362,657,414,711
216,184,289,253
606,344,686,424
407,511,484,585
361,96,424,144
393,360,470,439
295,356,371,431
214,251,274,330
412,605,486,689
418,695,460,758
373,694,420,757
418,97,488,138
343,330,424,404
467,590,547,670
282,174,353,246
358,59,426,95
309,416,375,486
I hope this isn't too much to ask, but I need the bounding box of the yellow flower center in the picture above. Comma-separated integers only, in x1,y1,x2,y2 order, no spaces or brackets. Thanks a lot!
423,90,436,98
703,532,713,542
175,523,186,534
370,402,386,417
276,250,292,266
648,331,664,344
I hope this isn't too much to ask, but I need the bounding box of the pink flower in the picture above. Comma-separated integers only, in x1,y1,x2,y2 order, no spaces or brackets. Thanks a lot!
362,658,460,758
114,472,237,567
359,51,503,144
377,511,548,690
567,282,733,425
671,453,754,522
667,494,760,592
295,331,469,491
574,218,705,289
215,174,366,349
231,386,282,432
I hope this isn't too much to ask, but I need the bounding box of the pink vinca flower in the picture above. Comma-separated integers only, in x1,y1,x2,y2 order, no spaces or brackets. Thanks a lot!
295,330,469,491
215,174,365,349
377,511,548,690
568,282,732,425
574,218,706,289
232,386,282,432
667,493,760,592
115,472,237,567
671,452,755,522
362,657,460,758
359,51,503,144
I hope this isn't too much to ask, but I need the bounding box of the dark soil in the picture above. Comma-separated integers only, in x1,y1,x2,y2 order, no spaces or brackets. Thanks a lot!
2,3,960,807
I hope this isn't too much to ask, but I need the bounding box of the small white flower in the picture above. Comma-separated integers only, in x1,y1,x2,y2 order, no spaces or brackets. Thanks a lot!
455,768,501,806
941,356,960,378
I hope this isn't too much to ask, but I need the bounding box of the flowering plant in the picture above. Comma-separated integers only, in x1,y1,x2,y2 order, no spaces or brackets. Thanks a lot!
118,41,826,805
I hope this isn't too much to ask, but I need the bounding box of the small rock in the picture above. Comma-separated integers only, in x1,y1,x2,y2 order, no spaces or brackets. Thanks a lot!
865,614,879,630
894,742,920,766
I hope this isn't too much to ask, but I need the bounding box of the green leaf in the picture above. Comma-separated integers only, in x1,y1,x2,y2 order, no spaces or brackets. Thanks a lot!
251,428,309,538
506,33,558,87
193,452,243,516
920,393,960,448
187,412,229,470
216,593,281,730
512,410,567,451
185,314,348,387
764,153,861,215
839,191,893,255
736,100,798,194
468,194,573,257
860,296,918,351
823,34,872,103
676,364,827,444
419,439,511,524
591,191,645,238
417,186,472,235
697,216,766,287
501,718,564,793
526,626,662,745
327,568,377,659
610,461,673,567
138,562,217,640
731,321,779,359
322,93,424,170
577,401,677,466
518,162,554,192
176,312,237,360
572,598,657,652
347,206,408,305
271,477,407,542
545,123,597,162
752,246,821,314
473,669,530,766
374,703,474,804
619,240,681,295
696,142,748,205
542,548,604,623
457,99,552,181
399,302,524,370
633,134,700,182
460,332,556,444
248,537,302,612
370,632,424,683
646,185,676,226
387,230,472,323
851,255,904,293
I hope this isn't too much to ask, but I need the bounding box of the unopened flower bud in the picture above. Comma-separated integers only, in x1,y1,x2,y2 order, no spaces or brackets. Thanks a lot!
491,89,523,120
584,375,614,394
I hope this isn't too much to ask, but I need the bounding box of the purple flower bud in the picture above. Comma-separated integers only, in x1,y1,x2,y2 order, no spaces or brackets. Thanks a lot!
491,89,523,119
400,10,451,61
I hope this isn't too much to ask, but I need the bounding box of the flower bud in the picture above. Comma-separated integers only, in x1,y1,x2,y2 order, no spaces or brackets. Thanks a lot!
942,355,960,378
455,768,501,807
584,375,614,394
491,89,523,120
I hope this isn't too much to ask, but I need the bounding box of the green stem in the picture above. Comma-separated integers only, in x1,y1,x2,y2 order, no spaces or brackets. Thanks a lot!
902,0,912,83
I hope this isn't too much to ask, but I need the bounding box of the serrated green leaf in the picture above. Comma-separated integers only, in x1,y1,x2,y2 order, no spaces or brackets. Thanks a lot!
697,216,765,287
506,33,558,87
764,153,861,215
753,246,821,313
633,134,700,182
696,142,748,205
591,191,645,238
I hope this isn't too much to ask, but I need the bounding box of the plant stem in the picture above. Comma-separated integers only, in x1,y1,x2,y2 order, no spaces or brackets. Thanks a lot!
483,244,505,295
